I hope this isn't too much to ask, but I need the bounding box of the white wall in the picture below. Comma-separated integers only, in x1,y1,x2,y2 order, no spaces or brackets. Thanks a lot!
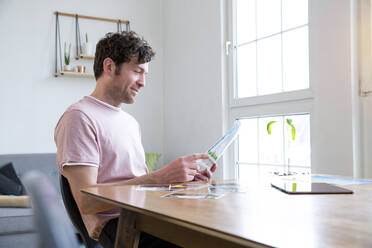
310,0,354,176
163,0,226,179
0,0,165,165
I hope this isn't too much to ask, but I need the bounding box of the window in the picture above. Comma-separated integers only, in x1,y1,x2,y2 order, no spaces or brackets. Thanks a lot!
235,0,309,98
228,0,312,179
237,114,311,181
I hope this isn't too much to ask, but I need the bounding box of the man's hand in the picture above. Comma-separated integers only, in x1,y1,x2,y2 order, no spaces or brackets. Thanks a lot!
194,164,217,181
155,153,211,183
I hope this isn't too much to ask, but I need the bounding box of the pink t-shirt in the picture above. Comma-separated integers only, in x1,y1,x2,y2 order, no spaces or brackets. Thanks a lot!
54,96,148,240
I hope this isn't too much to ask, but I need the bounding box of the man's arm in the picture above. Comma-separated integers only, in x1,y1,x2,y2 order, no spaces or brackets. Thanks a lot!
63,153,214,215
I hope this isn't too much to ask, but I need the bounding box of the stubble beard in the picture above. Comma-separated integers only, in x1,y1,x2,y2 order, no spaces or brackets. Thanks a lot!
110,80,135,105
121,88,136,104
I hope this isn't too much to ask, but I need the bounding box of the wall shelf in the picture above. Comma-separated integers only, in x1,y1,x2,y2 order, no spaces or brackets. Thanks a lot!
75,54,95,60
54,11,129,78
54,71,94,78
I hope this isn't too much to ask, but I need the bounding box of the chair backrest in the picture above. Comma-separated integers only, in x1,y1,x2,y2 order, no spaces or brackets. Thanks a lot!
60,175,102,248
23,171,80,248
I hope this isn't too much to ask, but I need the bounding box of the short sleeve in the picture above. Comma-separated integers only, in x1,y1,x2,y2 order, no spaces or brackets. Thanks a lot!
54,109,100,173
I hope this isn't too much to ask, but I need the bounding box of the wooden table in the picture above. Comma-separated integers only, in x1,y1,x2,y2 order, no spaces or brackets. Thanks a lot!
82,177,372,248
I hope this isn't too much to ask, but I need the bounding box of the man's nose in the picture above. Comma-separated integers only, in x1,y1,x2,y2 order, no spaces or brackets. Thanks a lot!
137,75,145,88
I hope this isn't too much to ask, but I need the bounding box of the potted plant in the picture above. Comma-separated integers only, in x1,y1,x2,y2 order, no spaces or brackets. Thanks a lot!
81,33,93,55
267,118,296,175
64,42,72,71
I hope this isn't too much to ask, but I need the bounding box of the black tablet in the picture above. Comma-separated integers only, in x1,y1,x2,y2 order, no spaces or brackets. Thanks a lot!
271,181,353,194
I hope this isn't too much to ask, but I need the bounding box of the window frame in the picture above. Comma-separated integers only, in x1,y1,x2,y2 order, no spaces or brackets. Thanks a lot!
226,0,314,179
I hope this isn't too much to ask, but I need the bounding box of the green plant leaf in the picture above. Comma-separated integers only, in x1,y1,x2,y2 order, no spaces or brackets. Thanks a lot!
267,121,277,135
64,42,71,65
286,118,296,140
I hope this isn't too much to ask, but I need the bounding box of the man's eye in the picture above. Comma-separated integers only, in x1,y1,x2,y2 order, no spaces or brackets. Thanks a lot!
134,70,141,74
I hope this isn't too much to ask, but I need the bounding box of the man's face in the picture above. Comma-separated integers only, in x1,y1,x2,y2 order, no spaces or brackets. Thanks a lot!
110,57,148,104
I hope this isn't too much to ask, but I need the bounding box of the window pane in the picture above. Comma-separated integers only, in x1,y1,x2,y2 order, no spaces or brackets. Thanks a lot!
284,114,311,167
282,26,309,91
257,0,281,38
257,35,282,95
237,114,311,180
238,118,258,164
236,0,256,44
258,116,283,166
237,43,257,98
282,0,308,30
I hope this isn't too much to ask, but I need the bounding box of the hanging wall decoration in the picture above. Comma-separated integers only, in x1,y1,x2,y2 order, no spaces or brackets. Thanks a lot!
54,11,130,78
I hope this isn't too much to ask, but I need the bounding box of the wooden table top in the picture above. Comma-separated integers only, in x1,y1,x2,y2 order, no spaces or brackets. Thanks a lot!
82,178,372,248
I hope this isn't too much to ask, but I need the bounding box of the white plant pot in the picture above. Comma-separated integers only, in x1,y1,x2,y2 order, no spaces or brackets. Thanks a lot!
64,64,72,71
81,43,93,55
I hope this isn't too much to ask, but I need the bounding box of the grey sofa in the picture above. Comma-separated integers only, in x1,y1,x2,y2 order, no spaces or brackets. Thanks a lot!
0,153,65,248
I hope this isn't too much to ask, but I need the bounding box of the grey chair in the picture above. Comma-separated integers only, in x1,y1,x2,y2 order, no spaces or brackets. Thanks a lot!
60,175,102,248
23,171,80,248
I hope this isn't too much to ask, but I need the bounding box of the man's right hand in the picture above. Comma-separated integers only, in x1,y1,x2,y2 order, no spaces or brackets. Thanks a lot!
155,153,210,183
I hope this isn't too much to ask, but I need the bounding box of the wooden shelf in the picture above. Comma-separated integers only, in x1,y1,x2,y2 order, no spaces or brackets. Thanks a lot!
75,54,95,60
54,11,129,24
54,71,95,78
54,11,129,79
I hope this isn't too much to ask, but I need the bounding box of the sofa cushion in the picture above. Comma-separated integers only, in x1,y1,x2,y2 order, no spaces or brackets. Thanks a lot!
0,232,39,248
0,162,26,195
0,197,69,234
0,154,66,235
0,162,26,193
0,153,59,193
0,207,34,234
0,173,23,196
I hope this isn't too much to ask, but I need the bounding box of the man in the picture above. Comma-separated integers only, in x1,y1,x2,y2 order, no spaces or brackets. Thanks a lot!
54,31,216,248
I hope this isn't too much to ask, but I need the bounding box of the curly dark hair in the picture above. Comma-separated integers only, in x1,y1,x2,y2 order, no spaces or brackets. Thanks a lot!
93,31,155,80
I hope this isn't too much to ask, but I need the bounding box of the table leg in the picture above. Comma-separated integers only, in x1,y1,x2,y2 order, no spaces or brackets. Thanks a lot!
114,208,140,248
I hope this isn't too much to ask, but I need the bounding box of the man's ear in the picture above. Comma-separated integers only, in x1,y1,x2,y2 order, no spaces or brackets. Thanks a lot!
103,58,116,77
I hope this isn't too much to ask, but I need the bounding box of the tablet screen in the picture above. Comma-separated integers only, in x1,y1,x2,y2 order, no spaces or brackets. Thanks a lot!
271,181,353,194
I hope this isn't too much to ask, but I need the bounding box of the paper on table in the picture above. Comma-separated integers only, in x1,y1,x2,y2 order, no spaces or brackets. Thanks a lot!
209,182,247,193
136,183,208,192
136,185,179,192
162,193,224,199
